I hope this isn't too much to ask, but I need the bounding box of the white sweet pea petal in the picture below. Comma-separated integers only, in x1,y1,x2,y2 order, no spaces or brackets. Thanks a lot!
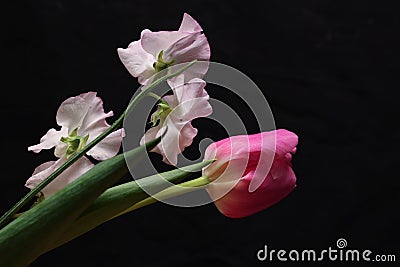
86,128,125,161
118,13,210,85
141,30,187,58
141,78,212,165
117,39,156,84
164,32,210,63
29,91,123,161
77,93,113,135
166,78,212,121
28,127,67,153
56,92,112,134
25,157,94,198
179,13,203,32
54,141,68,158
56,93,95,134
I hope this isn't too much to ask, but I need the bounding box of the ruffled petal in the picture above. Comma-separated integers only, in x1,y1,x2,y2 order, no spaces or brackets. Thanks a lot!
77,92,114,136
164,33,210,81
167,78,212,122
179,13,203,32
140,30,188,57
28,127,67,153
117,39,156,84
140,120,198,166
25,157,94,198
86,129,125,161
56,93,93,133
142,78,212,165
178,122,197,150
164,32,210,63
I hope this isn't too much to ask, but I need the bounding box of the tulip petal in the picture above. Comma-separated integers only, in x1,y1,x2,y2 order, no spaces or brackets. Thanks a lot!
274,129,299,157
203,130,298,218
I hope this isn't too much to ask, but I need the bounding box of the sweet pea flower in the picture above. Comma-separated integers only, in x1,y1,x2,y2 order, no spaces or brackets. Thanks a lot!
25,157,94,198
203,129,298,218
118,13,210,85
28,92,124,160
140,77,212,165
26,92,124,197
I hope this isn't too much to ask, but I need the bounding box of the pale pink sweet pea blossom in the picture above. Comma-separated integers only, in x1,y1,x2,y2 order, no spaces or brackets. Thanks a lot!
203,129,298,218
26,92,124,197
28,92,124,160
25,157,94,198
118,13,210,85
140,77,212,165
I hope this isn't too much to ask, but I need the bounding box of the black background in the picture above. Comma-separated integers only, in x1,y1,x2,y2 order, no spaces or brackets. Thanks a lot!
1,1,399,266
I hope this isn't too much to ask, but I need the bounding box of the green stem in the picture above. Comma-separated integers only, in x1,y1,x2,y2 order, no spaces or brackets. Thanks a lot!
147,92,162,101
0,60,198,229
112,175,209,219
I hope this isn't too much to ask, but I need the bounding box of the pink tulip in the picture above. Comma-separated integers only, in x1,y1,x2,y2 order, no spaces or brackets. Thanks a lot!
203,129,298,218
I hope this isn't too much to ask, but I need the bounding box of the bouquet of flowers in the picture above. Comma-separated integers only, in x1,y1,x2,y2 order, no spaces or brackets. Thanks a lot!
0,13,298,267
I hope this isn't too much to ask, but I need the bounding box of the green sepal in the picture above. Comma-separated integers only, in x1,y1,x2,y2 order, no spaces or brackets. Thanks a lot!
151,99,171,126
153,50,175,72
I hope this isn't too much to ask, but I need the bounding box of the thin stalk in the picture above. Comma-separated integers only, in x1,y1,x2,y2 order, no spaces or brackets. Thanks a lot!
0,60,197,229
112,175,210,219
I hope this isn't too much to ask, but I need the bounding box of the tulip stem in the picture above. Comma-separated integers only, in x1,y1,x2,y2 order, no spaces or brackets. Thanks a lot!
0,60,198,229
111,175,210,219
147,92,162,101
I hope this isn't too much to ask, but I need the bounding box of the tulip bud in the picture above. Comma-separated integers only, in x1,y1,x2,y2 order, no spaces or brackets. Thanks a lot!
203,129,298,218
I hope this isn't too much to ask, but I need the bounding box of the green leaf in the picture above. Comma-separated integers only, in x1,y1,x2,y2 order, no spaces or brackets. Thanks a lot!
46,160,213,251
0,137,161,267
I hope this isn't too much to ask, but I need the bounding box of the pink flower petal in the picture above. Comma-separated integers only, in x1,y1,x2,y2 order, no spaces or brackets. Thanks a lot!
164,32,210,63
164,33,210,82
203,130,298,218
57,92,108,134
25,157,94,198
56,92,95,133
56,92,113,136
165,78,212,122
141,30,187,58
141,120,199,166
179,13,203,32
31,92,122,162
142,78,212,165
86,128,125,161
28,127,67,153
117,39,155,84
78,93,114,135
119,14,209,85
